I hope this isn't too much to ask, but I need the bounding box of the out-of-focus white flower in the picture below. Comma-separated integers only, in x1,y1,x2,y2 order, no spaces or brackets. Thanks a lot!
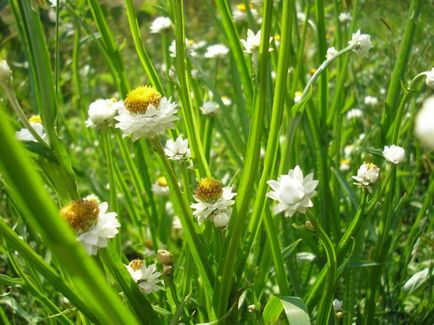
403,267,433,293
344,145,354,157
221,96,232,106
191,178,236,228
200,101,219,116
0,60,12,83
424,68,434,89
169,39,199,58
346,108,363,119
204,44,229,58
333,299,343,312
294,91,303,103
126,259,163,294
339,159,351,172
232,3,259,23
86,98,122,128
383,145,405,164
115,86,178,141
164,135,190,160
241,29,273,54
48,0,64,7
296,252,316,262
16,115,49,144
338,12,352,23
60,198,120,255
266,166,319,218
348,30,372,56
152,176,170,197
352,162,380,192
150,16,171,34
415,96,434,150
364,95,379,106
326,47,338,60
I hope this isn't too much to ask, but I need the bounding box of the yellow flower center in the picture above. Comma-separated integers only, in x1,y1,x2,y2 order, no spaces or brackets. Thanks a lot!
274,34,281,41
157,176,168,187
295,91,303,97
309,67,317,75
194,177,223,202
60,199,99,234
129,259,144,271
124,86,161,114
236,3,247,12
29,115,42,124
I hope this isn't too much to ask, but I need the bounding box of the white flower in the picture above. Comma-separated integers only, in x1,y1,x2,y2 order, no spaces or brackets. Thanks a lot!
364,95,379,106
204,44,229,58
241,29,273,54
383,145,405,164
48,0,64,7
326,47,338,60
338,12,352,23
296,252,316,262
16,115,49,144
333,299,343,312
0,60,12,83
126,260,163,294
403,267,433,293
352,162,380,192
200,101,219,116
149,16,171,34
346,108,363,119
164,135,191,160
221,96,232,106
266,166,319,218
152,177,170,197
115,86,179,141
339,159,351,172
294,91,303,103
348,30,372,56
232,4,259,23
424,68,434,89
415,96,434,150
169,39,199,58
86,99,122,128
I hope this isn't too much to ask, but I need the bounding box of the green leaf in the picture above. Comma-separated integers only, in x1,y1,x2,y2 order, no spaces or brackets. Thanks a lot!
263,296,311,325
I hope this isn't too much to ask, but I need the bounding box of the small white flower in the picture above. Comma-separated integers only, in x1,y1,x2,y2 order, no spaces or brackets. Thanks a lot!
364,95,379,106
152,177,170,197
326,47,338,60
424,68,434,89
241,29,273,54
338,12,352,23
204,44,229,59
149,16,171,34
294,91,303,103
333,299,343,312
164,135,191,160
115,86,179,141
16,115,49,144
0,60,12,83
221,96,232,106
348,30,372,56
86,98,122,128
383,145,405,164
339,159,351,172
126,260,163,294
352,162,380,193
415,96,434,150
346,108,363,119
232,4,259,23
169,39,198,58
266,166,319,218
200,101,219,116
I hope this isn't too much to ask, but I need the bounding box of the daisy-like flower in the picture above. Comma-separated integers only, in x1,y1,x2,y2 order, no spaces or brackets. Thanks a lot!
125,259,163,294
190,177,236,228
115,86,178,141
383,145,405,164
152,176,170,196
86,98,122,128
0,60,12,83
149,16,171,34
364,95,379,106
415,96,434,150
232,3,259,23
348,30,372,56
326,47,338,60
60,197,120,255
352,162,380,193
338,12,352,23
267,166,318,218
200,101,219,116
204,44,229,59
164,135,191,160
424,68,434,89
16,115,49,144
241,29,273,54
346,108,363,119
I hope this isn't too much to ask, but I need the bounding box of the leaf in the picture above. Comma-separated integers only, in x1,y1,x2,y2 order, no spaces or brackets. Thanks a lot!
263,296,311,325
0,275,24,286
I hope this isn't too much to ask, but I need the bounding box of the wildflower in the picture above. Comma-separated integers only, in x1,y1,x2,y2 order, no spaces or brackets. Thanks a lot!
60,197,120,255
0,60,12,83
352,162,380,192
157,249,173,266
204,44,229,59
200,101,219,116
169,39,199,58
346,108,363,119
326,47,338,60
266,165,319,218
149,16,171,34
86,98,122,128
125,259,163,294
191,177,236,228
221,96,232,106
152,176,170,196
164,135,191,160
16,115,49,143
115,86,178,141
333,299,343,312
364,95,379,106
424,68,434,89
339,159,351,171
232,3,259,23
348,30,372,56
241,29,273,54
294,91,303,103
415,96,434,150
338,12,352,23
48,0,64,7
383,145,405,164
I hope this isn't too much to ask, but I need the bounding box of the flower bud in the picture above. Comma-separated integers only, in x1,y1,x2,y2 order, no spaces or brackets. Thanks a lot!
213,212,230,229
157,249,173,265
425,68,434,89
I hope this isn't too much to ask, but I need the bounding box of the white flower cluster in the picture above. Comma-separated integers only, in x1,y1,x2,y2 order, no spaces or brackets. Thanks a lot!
348,30,372,56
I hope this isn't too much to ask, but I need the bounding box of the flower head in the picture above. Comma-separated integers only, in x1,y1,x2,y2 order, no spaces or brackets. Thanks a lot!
383,145,405,164
164,135,191,161
346,108,363,119
0,60,12,83
204,44,229,59
364,95,379,107
415,96,434,150
200,101,219,116
338,12,351,23
326,47,338,60
352,162,380,192
115,86,178,141
333,299,343,312
348,30,372,56
86,98,122,128
126,259,163,294
152,176,169,197
16,115,49,143
241,29,272,54
232,3,259,23
424,68,434,89
60,197,120,255
267,166,318,218
150,16,171,34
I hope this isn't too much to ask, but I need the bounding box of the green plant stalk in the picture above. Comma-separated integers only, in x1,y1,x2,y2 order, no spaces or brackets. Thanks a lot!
214,0,273,318
124,0,163,92
203,117,214,162
171,0,210,178
315,0,328,128
380,0,422,139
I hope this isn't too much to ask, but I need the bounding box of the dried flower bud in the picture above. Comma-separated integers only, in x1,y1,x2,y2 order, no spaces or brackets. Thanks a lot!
157,249,173,265
163,264,173,276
